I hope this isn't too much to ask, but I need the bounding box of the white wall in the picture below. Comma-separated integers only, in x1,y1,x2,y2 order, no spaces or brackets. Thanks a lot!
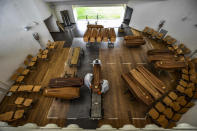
44,14,60,32
0,0,53,98
128,0,197,50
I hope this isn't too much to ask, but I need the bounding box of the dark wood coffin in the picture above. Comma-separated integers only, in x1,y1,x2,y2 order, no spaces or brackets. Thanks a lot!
48,77,83,88
121,73,154,105
147,54,178,62
147,49,174,55
124,35,143,40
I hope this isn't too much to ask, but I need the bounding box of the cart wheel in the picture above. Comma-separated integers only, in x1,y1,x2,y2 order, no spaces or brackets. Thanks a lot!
108,43,114,48
89,108,92,117
86,43,90,48
101,108,104,117
81,48,85,57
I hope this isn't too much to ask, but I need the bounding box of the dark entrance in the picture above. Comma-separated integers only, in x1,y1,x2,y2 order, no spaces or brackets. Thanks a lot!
123,6,133,25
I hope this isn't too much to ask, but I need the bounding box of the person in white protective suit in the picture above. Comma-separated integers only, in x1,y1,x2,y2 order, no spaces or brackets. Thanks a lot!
84,73,93,91
100,80,109,94
84,73,109,94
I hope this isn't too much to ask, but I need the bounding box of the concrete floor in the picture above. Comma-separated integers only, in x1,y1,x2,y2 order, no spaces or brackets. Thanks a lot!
65,38,100,129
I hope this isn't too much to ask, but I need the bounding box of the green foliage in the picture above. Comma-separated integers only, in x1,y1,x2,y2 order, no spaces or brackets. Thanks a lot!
75,7,124,20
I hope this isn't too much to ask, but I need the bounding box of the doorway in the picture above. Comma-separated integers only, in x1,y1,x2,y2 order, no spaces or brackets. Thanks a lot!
73,5,125,28
123,6,133,25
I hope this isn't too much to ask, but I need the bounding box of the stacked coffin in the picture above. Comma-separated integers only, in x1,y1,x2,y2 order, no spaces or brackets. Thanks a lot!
148,61,196,128
121,65,166,105
148,91,195,128
122,65,196,128
43,77,83,99
124,36,146,47
147,49,187,70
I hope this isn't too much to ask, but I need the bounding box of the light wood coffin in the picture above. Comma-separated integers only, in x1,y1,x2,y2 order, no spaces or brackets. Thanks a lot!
124,36,146,47
92,64,101,93
124,36,143,40
154,60,187,70
90,28,98,42
83,28,92,42
103,28,109,42
147,54,178,62
109,28,116,43
121,65,167,105
121,73,154,105
43,87,80,99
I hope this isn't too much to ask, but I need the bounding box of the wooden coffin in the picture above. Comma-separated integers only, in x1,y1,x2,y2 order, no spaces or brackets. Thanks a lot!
163,35,171,42
92,64,101,93
122,73,154,105
167,38,177,45
192,58,197,64
43,87,80,99
125,39,145,43
129,69,162,100
147,54,178,62
142,26,149,33
90,28,98,43
179,44,191,54
156,32,164,39
71,47,81,65
83,28,92,42
109,28,116,43
147,28,154,35
0,110,24,122
124,39,146,47
87,24,104,29
96,28,102,42
151,30,158,38
48,77,83,88
136,65,166,94
154,60,187,70
148,108,159,120
103,28,109,42
124,35,143,40
147,49,174,55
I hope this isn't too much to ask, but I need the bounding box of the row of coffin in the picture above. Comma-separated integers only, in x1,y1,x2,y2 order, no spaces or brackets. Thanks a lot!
147,49,187,70
143,25,195,70
122,59,196,128
9,41,62,84
0,41,65,123
0,97,35,122
143,26,191,55
143,26,176,45
148,62,196,128
83,25,116,43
